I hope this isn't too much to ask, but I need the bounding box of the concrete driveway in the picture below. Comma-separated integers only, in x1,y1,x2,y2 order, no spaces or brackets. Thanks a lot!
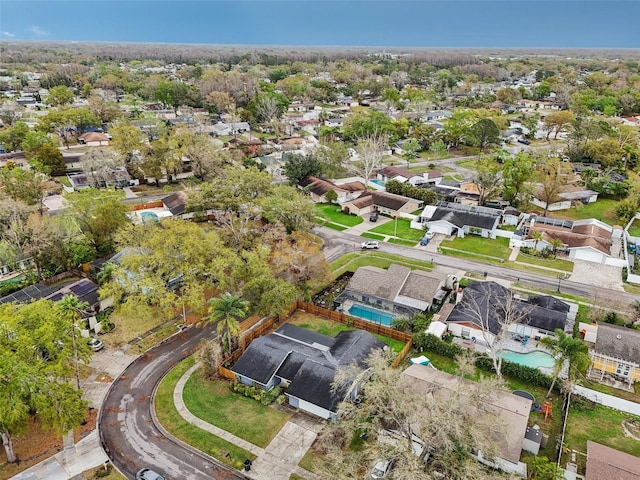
568,260,625,292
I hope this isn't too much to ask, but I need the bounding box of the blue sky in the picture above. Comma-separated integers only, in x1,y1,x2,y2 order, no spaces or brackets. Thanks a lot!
1,1,639,48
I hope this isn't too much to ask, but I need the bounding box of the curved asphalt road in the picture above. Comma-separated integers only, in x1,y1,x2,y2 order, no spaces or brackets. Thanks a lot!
99,324,247,480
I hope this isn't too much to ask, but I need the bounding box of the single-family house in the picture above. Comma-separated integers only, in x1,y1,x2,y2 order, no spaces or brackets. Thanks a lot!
444,281,569,345
585,441,640,480
376,165,425,186
78,132,110,146
531,185,599,212
581,322,640,387
401,364,531,476
415,202,501,238
231,323,385,420
341,191,423,217
520,217,614,264
298,176,365,204
620,116,640,127
324,117,343,127
334,265,451,318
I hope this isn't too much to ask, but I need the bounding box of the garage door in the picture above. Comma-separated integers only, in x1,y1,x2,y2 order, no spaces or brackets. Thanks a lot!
571,248,604,264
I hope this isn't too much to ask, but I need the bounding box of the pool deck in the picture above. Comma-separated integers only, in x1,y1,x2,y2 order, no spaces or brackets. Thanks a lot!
341,300,396,326
454,336,559,376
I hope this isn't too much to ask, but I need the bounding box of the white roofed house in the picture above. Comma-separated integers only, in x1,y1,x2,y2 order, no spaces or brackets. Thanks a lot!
415,201,502,238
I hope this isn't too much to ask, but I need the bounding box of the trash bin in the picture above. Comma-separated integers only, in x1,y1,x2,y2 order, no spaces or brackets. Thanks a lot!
244,459,252,471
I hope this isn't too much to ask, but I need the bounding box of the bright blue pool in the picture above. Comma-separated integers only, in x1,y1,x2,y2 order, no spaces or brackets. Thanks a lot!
348,304,395,325
500,350,555,369
140,211,159,222
370,179,386,187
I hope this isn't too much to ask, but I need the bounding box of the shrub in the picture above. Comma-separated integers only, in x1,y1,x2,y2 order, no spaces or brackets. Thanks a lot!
392,316,411,333
604,311,620,324
412,334,555,390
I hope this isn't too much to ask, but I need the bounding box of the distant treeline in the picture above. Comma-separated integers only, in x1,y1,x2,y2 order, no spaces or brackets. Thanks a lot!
2,41,637,68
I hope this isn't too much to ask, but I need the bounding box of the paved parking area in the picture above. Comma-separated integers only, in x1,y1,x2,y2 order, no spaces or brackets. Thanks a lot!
569,260,624,292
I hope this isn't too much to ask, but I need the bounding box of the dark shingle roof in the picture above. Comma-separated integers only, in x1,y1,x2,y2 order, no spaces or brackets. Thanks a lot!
447,281,568,335
594,323,640,364
162,191,187,216
428,202,501,230
231,324,384,413
371,191,417,210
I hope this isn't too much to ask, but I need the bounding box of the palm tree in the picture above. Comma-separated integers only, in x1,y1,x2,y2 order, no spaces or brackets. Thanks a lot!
550,238,564,255
204,293,249,354
538,328,590,397
532,231,544,251
58,295,90,390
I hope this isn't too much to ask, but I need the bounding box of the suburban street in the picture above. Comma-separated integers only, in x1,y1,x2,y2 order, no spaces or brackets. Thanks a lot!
99,324,247,480
314,226,639,305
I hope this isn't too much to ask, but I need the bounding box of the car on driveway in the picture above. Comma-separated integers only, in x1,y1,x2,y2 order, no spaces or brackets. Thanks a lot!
136,468,165,480
361,241,380,249
88,338,104,352
517,138,531,145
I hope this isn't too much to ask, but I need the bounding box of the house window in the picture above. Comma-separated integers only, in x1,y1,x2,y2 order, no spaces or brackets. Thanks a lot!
461,327,471,338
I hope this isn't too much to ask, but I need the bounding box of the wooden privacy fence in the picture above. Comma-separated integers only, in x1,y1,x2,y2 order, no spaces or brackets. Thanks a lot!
295,300,412,343
219,300,414,378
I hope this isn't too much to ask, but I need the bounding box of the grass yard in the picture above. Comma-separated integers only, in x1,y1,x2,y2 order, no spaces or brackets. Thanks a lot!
369,218,424,241
286,312,407,353
315,203,363,227
562,398,640,470
154,357,256,470
360,232,385,240
330,252,434,276
133,322,182,352
628,219,640,237
82,465,127,480
516,253,574,273
100,310,174,348
183,370,291,448
546,198,619,226
440,235,511,260
315,218,348,231
387,238,419,247
456,157,501,171
288,311,355,337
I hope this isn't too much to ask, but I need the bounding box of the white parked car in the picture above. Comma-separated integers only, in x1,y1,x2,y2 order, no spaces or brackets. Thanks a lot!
361,241,380,249
88,338,104,352
370,459,393,479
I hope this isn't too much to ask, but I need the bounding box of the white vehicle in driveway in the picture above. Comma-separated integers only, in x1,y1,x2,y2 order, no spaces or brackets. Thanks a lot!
370,459,393,478
361,241,380,249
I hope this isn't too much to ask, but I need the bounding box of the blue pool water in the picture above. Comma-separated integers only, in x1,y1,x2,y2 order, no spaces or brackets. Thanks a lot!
500,350,555,369
370,179,386,187
140,211,159,222
348,304,395,326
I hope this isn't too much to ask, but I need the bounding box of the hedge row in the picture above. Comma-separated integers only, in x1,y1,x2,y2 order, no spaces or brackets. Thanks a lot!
413,333,555,390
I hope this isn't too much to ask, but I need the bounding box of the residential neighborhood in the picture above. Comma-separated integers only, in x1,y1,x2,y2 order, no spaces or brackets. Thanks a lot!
0,33,639,480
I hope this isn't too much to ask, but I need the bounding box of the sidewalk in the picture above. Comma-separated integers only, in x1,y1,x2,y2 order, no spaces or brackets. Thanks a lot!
10,348,137,480
174,363,324,480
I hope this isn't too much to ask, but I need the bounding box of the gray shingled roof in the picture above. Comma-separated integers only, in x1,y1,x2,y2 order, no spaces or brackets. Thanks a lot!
594,323,640,364
428,203,500,230
345,265,410,301
231,324,384,413
447,281,568,335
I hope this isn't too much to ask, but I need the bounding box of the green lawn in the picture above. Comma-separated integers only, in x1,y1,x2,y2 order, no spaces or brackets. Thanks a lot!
369,218,424,241
360,232,385,240
628,219,640,237
287,313,407,353
315,218,348,231
562,398,640,470
516,253,574,273
315,203,363,227
154,357,256,470
330,252,434,276
546,198,619,226
387,238,419,247
183,370,291,448
440,235,511,260
455,157,501,171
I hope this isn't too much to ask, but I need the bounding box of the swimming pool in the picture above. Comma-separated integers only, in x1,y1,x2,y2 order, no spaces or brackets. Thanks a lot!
370,179,386,187
348,304,395,326
140,211,159,223
500,350,555,369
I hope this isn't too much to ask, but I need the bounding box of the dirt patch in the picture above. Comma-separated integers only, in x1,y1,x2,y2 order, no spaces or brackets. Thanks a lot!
622,418,640,441
96,372,113,383
0,408,96,480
